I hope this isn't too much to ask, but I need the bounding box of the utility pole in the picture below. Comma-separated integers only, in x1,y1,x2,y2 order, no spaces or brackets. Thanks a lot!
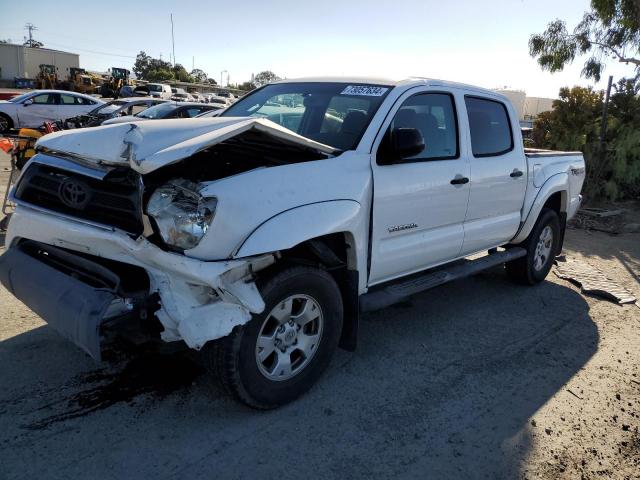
221,70,227,87
24,23,37,48
599,75,614,159
170,14,176,68
192,56,194,72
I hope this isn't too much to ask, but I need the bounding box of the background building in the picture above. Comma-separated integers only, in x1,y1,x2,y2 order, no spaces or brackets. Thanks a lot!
495,89,556,128
0,43,79,86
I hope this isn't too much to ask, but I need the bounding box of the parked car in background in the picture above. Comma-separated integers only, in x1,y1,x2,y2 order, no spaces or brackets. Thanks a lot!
0,78,585,409
147,83,173,99
170,88,193,102
101,101,218,125
208,96,230,108
0,90,104,132
64,97,168,128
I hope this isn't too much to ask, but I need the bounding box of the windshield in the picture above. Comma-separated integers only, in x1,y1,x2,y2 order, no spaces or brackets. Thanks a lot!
221,82,391,150
9,93,36,103
135,103,178,119
89,100,126,115
148,84,164,92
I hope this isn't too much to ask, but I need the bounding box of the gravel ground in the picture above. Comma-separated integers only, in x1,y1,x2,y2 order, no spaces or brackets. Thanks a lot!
0,150,639,479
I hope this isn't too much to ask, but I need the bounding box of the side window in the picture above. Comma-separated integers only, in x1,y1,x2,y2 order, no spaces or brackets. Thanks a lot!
464,96,513,157
185,107,203,117
32,93,57,105
384,93,459,161
131,105,148,115
60,94,78,105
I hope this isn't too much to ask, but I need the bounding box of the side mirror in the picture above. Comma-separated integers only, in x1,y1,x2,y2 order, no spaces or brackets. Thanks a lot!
23,98,33,106
379,127,425,165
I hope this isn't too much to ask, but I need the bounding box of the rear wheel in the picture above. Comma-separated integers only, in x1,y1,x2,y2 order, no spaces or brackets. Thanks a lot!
506,208,560,285
205,266,343,409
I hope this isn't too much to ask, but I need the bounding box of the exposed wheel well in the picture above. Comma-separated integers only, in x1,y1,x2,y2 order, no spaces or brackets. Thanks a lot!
542,191,565,215
541,192,567,254
257,232,359,352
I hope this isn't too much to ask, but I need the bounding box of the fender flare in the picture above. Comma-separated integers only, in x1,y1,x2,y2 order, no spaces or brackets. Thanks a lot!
511,173,568,244
234,200,362,260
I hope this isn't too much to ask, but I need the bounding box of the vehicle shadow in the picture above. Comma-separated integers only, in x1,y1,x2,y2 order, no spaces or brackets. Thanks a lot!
0,268,596,480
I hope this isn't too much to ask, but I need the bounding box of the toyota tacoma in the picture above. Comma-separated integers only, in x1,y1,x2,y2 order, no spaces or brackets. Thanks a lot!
0,77,585,408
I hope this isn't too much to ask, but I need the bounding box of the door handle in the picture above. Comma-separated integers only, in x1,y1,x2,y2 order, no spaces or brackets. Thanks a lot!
510,169,524,178
450,176,469,185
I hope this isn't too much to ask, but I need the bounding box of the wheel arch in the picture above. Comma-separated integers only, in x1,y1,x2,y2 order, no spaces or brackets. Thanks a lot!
511,173,569,244
235,201,365,353
0,112,15,131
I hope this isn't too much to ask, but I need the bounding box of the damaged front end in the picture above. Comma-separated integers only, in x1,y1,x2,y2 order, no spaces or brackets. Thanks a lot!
0,117,333,360
0,211,276,360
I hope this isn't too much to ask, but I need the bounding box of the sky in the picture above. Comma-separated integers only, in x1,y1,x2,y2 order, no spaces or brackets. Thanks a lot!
0,0,634,98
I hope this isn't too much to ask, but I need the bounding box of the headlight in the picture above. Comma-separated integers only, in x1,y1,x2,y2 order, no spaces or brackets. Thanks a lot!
146,179,217,250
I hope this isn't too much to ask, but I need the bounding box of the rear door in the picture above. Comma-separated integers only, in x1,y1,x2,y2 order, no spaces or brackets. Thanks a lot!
58,93,97,120
369,89,471,285
459,95,526,254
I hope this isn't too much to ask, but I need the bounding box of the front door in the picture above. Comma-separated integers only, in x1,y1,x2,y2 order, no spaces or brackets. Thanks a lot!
17,93,59,127
459,95,527,254
369,90,470,285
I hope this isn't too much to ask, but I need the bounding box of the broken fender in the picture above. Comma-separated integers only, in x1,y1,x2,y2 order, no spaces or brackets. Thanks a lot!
235,200,361,258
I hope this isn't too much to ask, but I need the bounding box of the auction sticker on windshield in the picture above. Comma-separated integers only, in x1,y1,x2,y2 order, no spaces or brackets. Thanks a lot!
341,85,389,96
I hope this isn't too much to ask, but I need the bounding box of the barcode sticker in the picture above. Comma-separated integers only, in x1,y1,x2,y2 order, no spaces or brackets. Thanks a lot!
340,85,388,96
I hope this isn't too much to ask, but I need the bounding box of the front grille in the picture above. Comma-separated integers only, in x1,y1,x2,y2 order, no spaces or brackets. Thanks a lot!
15,163,144,234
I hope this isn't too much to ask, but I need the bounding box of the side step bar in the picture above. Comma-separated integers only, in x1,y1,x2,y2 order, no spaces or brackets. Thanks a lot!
360,248,527,312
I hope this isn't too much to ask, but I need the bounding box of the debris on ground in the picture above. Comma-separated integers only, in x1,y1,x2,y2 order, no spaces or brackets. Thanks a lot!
555,259,637,304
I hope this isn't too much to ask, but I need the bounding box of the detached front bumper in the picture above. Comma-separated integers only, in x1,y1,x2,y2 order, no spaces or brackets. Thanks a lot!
0,242,118,360
1,206,274,358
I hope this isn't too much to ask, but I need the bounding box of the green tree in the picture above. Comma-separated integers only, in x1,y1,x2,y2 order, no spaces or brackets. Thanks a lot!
23,39,43,48
253,71,280,87
532,80,640,200
238,81,257,91
534,86,602,151
190,68,208,83
173,64,193,82
133,51,152,79
529,0,640,81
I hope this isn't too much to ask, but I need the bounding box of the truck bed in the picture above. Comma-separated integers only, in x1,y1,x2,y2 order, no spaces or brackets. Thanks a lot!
524,148,582,158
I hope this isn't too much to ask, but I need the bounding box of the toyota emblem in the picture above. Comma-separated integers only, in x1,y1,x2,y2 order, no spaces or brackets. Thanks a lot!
59,178,91,210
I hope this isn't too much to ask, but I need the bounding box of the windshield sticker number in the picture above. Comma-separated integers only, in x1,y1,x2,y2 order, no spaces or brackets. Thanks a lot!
340,85,388,96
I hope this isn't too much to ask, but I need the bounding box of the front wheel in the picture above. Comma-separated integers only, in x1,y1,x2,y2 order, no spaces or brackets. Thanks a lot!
205,266,343,409
505,208,560,285
0,113,13,133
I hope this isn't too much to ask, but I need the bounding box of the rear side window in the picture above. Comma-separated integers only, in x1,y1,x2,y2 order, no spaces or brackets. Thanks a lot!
465,96,513,157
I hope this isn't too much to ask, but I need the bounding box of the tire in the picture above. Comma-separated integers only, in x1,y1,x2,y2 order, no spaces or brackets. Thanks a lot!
505,208,561,285
204,266,343,409
0,113,13,133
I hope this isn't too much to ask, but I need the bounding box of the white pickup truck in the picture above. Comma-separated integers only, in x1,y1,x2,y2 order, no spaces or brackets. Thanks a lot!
0,77,585,408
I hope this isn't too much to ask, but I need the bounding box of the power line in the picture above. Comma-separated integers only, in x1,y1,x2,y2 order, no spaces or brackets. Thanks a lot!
37,41,136,58
36,28,137,55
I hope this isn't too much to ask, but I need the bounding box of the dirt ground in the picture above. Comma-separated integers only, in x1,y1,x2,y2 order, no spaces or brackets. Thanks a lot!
0,150,639,479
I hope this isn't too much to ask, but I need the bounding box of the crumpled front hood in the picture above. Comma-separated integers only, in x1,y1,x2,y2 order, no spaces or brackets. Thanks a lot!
35,117,338,174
